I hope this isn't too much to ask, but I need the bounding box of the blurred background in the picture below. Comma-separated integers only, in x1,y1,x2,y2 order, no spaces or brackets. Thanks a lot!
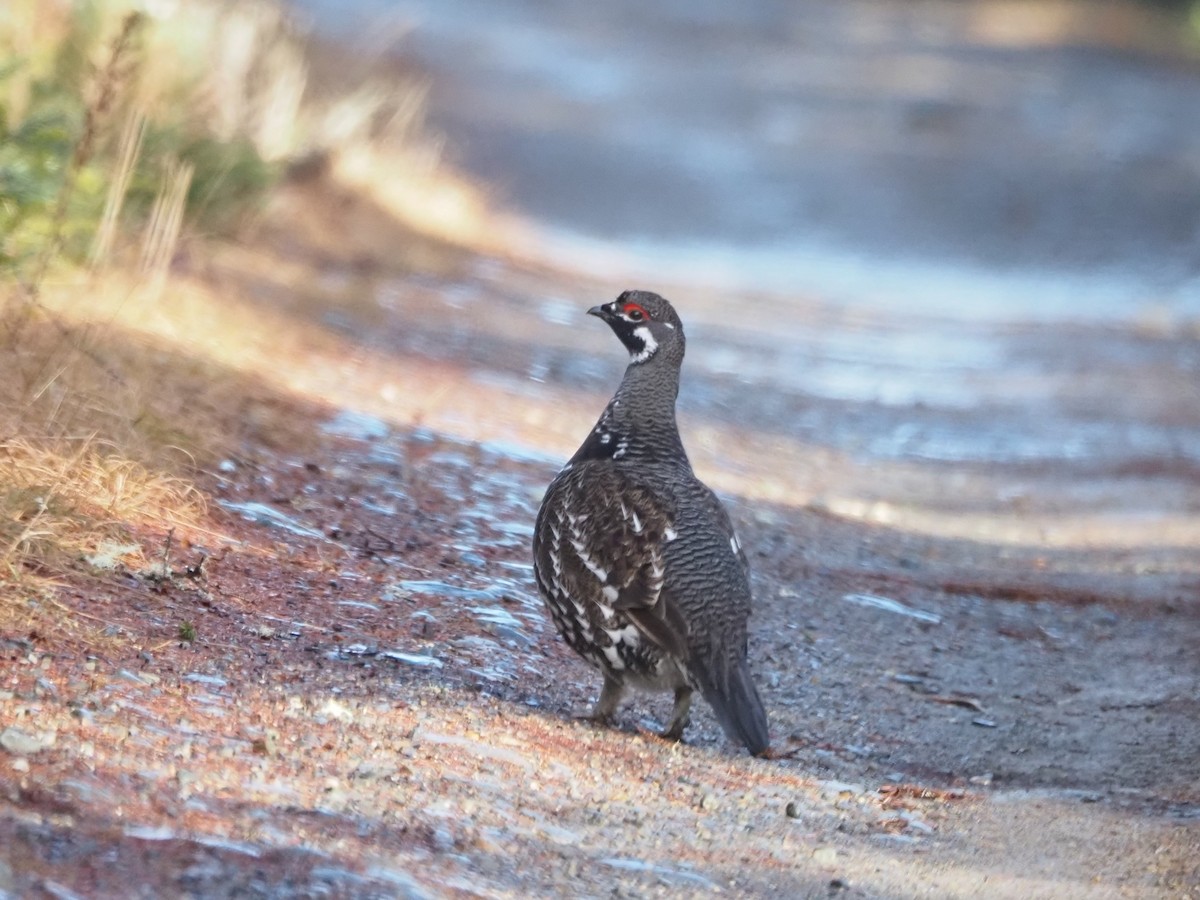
4,0,1198,530
2,6,1199,890
296,0,1200,321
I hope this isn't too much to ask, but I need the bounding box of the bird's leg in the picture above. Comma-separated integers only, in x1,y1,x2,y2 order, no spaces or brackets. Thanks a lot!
659,686,693,742
579,672,625,725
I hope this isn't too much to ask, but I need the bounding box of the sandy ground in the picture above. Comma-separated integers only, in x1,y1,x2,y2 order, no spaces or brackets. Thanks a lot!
2,189,1198,896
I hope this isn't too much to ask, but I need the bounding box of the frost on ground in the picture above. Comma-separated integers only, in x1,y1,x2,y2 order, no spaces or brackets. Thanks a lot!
2,379,1197,897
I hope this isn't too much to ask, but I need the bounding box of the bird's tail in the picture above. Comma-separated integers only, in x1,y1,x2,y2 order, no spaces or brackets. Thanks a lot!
694,654,770,756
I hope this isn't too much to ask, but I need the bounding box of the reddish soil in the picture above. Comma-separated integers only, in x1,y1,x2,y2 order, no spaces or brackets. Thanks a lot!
2,186,1198,897
2,411,1197,897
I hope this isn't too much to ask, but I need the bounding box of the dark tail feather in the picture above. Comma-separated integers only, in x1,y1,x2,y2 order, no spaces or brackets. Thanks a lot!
695,655,770,756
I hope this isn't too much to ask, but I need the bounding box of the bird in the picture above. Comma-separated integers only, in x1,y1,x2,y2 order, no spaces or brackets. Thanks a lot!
532,290,770,755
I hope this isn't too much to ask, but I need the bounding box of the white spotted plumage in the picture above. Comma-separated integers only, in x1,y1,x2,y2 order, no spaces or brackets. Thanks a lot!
532,290,770,754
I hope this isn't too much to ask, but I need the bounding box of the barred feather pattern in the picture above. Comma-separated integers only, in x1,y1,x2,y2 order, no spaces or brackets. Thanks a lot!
531,290,770,755
534,462,686,689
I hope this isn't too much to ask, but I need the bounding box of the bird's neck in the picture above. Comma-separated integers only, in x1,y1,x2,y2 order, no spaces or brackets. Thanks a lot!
572,358,688,466
616,355,681,414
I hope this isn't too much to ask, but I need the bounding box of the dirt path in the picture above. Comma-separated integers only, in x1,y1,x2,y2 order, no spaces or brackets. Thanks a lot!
1,423,1196,898
3,224,1199,896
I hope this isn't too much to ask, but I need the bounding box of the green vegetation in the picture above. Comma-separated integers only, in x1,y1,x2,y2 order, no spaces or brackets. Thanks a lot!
0,0,461,635
0,0,306,598
0,1,291,280
0,0,446,628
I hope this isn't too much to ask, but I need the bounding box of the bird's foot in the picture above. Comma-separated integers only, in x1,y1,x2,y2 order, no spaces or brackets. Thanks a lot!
657,716,689,743
658,686,692,743
574,710,616,727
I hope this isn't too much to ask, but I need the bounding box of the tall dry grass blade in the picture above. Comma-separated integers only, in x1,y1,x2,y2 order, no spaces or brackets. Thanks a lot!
90,108,148,269
139,158,194,299
206,1,306,158
316,82,390,149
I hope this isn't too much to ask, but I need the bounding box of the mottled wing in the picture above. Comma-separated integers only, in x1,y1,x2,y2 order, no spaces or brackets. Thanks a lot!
534,463,687,660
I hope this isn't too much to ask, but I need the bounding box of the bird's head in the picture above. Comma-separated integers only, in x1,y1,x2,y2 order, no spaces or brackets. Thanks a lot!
588,290,685,365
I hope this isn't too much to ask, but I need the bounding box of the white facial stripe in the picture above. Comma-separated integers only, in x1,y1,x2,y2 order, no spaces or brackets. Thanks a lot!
629,325,658,363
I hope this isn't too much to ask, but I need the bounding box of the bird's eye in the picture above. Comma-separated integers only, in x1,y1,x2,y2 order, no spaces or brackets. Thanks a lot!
624,303,647,321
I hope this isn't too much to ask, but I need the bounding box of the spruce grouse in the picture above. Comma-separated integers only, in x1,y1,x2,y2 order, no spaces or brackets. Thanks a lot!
532,290,770,755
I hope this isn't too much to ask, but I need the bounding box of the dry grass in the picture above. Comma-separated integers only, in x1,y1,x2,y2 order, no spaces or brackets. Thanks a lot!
0,265,324,640
90,108,148,268
14,0,306,162
138,156,194,297
4,0,475,277
0,437,204,575
0,432,206,648
0,0,508,648
330,136,510,255
0,297,208,581
293,19,509,252
128,0,493,248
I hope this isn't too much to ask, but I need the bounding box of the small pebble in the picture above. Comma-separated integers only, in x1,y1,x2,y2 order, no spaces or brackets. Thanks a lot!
812,846,839,866
1,727,54,756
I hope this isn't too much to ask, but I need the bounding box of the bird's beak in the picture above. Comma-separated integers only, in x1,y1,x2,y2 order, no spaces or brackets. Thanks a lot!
587,304,607,319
